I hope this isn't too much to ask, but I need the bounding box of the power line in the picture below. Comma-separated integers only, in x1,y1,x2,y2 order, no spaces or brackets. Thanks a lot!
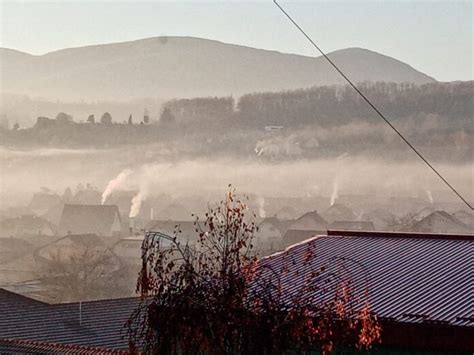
273,0,473,211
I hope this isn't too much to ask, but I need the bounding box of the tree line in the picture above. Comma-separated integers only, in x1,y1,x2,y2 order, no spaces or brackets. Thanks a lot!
0,81,471,158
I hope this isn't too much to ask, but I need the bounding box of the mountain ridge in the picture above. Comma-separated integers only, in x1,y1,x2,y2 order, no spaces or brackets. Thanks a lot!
0,36,436,101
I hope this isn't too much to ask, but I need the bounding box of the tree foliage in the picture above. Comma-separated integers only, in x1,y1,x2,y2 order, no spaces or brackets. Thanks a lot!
159,107,175,124
127,188,381,354
100,112,113,125
39,246,126,302
387,213,419,231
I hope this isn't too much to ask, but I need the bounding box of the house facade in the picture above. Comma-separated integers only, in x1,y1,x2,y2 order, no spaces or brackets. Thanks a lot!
59,204,123,236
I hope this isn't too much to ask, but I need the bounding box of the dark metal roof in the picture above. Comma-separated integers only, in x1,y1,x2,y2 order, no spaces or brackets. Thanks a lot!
327,229,474,241
52,297,142,349
0,288,141,350
261,232,473,328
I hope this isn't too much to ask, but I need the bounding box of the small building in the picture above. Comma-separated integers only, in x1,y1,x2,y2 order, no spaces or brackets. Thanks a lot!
411,211,471,234
146,220,197,244
279,211,328,248
264,125,284,131
281,229,323,248
288,210,328,231
364,208,395,230
0,215,57,238
453,209,474,227
113,234,175,269
255,217,293,250
112,235,145,265
35,234,119,264
58,204,122,236
321,203,356,224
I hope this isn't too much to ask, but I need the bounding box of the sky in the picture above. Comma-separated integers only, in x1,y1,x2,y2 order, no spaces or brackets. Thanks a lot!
0,0,472,82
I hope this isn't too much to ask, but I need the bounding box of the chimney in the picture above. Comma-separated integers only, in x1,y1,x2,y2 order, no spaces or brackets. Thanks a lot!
129,218,134,236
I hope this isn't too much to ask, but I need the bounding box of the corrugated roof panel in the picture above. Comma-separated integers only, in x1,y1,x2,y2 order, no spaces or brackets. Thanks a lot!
260,234,473,326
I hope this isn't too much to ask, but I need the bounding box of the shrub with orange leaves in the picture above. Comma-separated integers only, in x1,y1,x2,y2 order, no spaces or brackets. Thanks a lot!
127,187,381,354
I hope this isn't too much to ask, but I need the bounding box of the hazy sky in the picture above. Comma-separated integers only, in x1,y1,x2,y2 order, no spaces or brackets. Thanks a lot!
1,1,472,81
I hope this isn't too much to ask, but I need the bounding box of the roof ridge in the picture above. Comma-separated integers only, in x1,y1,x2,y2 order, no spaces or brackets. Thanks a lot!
52,295,141,306
327,230,474,241
262,234,324,260
0,288,49,306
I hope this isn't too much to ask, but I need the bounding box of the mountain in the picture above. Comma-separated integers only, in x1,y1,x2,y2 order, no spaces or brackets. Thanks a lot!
0,37,436,101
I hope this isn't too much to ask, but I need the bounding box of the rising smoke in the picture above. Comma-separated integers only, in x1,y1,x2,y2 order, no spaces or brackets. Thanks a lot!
101,169,133,204
129,191,145,218
330,179,339,206
426,189,434,205
257,196,266,218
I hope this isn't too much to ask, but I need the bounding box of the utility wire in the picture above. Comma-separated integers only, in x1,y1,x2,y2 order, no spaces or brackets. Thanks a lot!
273,0,473,211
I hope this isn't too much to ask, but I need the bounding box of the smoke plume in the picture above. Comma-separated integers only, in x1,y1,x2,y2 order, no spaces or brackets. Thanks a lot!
257,196,266,218
330,179,339,206
101,169,133,204
426,189,434,204
129,191,145,218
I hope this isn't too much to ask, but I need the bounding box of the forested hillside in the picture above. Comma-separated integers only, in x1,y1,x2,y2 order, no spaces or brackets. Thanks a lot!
1,81,471,162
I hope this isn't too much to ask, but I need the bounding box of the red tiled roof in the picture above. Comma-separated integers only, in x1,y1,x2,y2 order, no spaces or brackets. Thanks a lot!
0,338,130,354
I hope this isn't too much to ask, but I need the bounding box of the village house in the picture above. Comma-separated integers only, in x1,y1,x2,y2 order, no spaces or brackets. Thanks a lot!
281,210,328,247
35,234,120,266
112,235,148,267
58,204,123,236
363,208,395,230
255,217,293,250
288,210,328,231
453,209,474,227
145,219,198,244
0,215,57,238
412,211,471,234
321,203,356,224
281,229,320,248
